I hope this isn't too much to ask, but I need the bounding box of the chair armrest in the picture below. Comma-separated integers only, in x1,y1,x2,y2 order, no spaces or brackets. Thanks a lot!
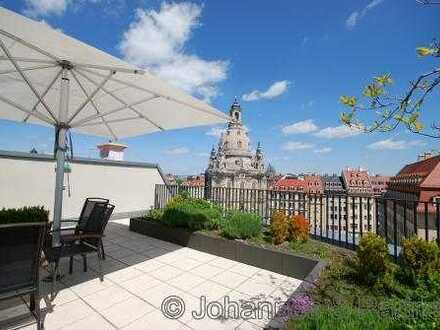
60,219,79,223
61,233,102,242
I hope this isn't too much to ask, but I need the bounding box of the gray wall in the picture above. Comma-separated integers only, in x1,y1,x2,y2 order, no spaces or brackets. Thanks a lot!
0,150,165,219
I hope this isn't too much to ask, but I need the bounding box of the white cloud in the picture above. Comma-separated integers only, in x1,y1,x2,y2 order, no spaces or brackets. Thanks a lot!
282,119,318,135
165,146,190,155
345,12,359,29
281,141,314,151
206,127,225,138
23,0,110,17
242,80,290,102
314,147,332,154
24,0,68,16
345,0,384,29
367,138,423,150
314,125,361,139
120,2,228,101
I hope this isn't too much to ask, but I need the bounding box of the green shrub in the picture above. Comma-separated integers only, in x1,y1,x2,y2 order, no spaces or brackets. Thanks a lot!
144,208,163,221
289,305,394,330
162,196,222,231
220,211,261,239
400,236,440,282
378,299,440,329
409,270,440,302
0,206,49,224
270,211,290,244
355,233,391,285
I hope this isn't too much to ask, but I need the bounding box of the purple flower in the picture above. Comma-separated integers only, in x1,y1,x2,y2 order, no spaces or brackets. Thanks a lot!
277,294,313,320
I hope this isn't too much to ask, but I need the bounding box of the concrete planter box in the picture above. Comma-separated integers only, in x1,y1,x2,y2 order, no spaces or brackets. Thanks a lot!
130,217,321,280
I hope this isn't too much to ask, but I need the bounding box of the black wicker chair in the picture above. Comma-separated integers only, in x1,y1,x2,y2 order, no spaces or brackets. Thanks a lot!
44,201,114,295
0,222,47,330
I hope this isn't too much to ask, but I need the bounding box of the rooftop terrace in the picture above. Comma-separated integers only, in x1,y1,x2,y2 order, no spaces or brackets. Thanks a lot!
0,219,302,330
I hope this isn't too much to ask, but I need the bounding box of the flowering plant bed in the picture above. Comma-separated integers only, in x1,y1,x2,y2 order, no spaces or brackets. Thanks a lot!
129,217,324,281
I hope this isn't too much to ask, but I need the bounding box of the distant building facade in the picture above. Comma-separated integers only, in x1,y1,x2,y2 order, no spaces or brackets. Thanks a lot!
205,100,268,191
369,175,390,196
322,174,346,194
384,155,440,242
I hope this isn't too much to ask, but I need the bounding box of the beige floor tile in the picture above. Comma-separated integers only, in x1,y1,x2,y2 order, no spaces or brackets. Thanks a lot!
148,265,183,281
211,271,249,290
64,273,114,297
235,278,277,298
208,257,241,270
141,283,187,309
100,296,155,328
167,272,207,292
120,274,162,298
83,285,132,311
122,309,189,330
168,257,203,271
189,264,224,279
43,299,94,329
61,312,116,330
229,264,261,278
186,315,242,330
133,259,167,273
250,270,287,287
189,281,232,302
105,266,144,283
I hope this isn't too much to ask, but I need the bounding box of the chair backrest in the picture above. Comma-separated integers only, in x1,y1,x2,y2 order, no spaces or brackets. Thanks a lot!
0,223,46,296
77,198,109,231
82,203,115,247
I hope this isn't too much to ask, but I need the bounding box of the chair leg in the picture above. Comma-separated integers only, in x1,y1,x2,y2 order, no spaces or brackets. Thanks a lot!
82,254,87,272
69,256,74,274
30,293,35,312
100,240,105,260
51,262,58,299
97,249,104,282
32,288,43,330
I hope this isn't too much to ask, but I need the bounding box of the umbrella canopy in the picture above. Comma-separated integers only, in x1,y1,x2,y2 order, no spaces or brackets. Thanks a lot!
0,7,229,244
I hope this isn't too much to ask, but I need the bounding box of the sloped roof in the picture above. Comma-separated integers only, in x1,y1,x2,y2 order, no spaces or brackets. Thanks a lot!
273,178,305,190
397,155,440,178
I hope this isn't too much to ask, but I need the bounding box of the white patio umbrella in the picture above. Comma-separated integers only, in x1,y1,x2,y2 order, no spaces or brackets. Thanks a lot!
0,7,229,244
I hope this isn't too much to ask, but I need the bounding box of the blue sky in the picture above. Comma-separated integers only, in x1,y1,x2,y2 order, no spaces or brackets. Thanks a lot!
0,0,439,175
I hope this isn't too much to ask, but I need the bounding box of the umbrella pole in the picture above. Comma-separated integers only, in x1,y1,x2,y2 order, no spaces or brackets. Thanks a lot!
52,69,70,246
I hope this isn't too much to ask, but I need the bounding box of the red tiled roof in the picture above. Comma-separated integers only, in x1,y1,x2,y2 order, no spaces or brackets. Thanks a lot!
397,155,440,178
182,178,205,187
273,178,305,190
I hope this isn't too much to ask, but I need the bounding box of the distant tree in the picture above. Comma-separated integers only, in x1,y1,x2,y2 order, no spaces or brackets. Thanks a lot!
340,40,440,138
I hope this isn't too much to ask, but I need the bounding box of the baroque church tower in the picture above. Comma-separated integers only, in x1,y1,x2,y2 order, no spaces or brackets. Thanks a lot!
205,99,268,191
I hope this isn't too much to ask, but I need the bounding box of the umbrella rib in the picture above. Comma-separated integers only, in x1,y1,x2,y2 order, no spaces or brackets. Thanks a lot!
71,69,164,130
0,56,57,64
0,93,54,124
79,116,140,127
71,95,160,127
77,67,230,121
0,39,58,123
70,69,118,140
67,70,115,124
0,29,60,62
0,63,57,75
72,62,144,75
23,67,63,123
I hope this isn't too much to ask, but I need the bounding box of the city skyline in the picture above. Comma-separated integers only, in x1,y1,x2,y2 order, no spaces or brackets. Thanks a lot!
0,1,438,176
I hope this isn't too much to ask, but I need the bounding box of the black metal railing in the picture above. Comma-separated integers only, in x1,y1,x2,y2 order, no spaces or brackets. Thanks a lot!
154,184,440,258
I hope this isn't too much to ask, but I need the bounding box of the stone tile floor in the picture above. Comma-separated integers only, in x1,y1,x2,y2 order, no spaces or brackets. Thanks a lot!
0,219,303,330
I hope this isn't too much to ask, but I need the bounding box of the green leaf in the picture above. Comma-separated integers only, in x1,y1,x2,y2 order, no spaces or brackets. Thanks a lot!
340,96,357,107
363,83,383,98
416,47,434,57
374,74,393,86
